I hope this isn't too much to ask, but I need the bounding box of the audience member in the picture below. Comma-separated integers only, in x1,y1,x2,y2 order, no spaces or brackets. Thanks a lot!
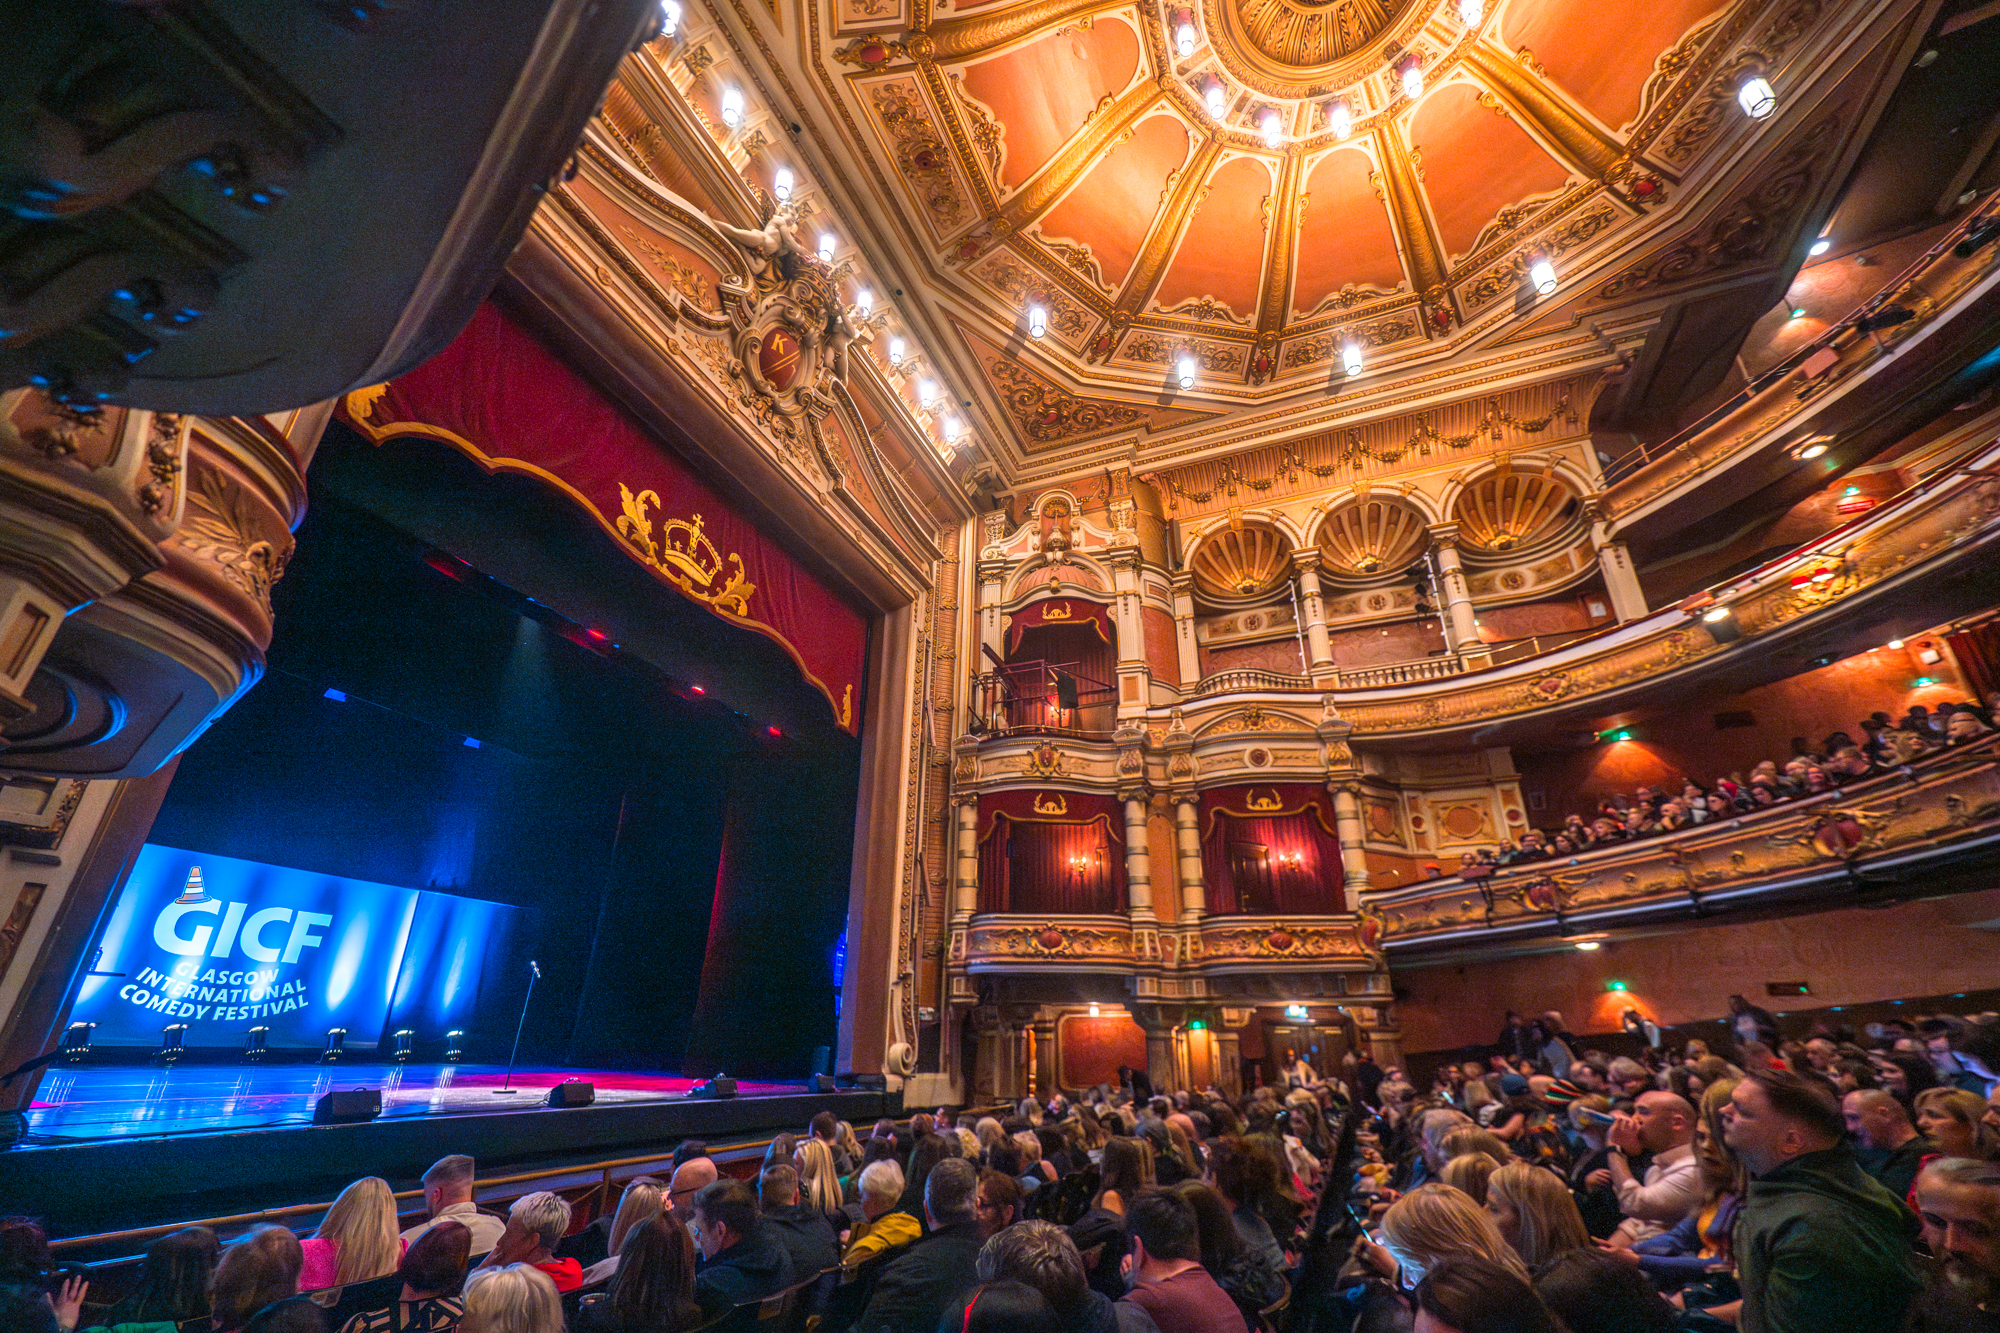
1410,1255,1566,1333
971,1220,1157,1333
1439,1153,1496,1206
481,1194,581,1294
664,1159,718,1217
1484,1162,1590,1270
841,1161,918,1268
1115,1189,1247,1333
1844,1088,1929,1199
1721,1068,1922,1333
687,1178,793,1330
851,1157,981,1333
576,1178,663,1286
1916,1087,2000,1161
974,1170,1023,1240
757,1163,838,1283
104,1226,219,1330
303,1179,403,1294
213,1226,306,1333
339,1221,470,1333
1171,1182,1283,1330
1364,1184,1528,1288
457,1265,561,1333
1202,1137,1287,1270
572,1213,702,1333
1604,1092,1701,1247
1532,1250,1678,1333
1564,1096,1623,1238
941,1280,1060,1333
1906,1157,2000,1333
797,1138,846,1226
403,1158,505,1258
241,1297,325,1333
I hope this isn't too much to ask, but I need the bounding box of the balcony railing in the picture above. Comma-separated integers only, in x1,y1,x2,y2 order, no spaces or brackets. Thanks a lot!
1335,656,1462,689
972,659,1119,738
1193,667,1313,695
959,911,1382,974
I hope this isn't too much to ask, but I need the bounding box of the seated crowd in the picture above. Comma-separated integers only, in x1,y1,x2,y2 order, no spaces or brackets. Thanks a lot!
1440,698,1997,876
7,1002,2000,1333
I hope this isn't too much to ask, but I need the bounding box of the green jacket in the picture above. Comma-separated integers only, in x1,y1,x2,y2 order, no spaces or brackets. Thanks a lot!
1735,1145,1922,1333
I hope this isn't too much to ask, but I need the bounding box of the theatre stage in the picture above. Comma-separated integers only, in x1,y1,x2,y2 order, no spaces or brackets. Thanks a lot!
6,1063,894,1242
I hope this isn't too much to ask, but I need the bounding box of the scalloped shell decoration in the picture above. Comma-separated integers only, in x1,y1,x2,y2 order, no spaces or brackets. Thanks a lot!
1453,468,1575,553
1318,494,1431,576
1191,523,1293,599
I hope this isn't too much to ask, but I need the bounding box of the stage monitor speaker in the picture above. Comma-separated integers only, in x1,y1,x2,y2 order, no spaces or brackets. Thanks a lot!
547,1080,596,1108
807,1073,836,1093
312,1089,382,1125
689,1074,737,1099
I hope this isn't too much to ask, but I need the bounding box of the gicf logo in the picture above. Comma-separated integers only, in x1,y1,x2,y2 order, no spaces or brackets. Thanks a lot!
151,866,333,965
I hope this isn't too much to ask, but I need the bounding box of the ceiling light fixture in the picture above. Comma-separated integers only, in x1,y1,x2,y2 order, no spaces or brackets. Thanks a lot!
1326,98,1352,140
855,288,872,315
659,0,681,38
1809,238,1831,256
1457,0,1483,23
1203,76,1228,120
1737,75,1776,119
817,233,836,263
720,86,745,128
1398,56,1424,100
1177,354,1197,390
1529,256,1557,296
1172,8,1198,58
918,379,937,407
1797,440,1828,460
1574,940,1601,952
1342,342,1363,377
888,336,906,367
1028,304,1048,339
1702,606,1733,623
943,415,963,443
772,167,794,201
1790,306,1807,319
1887,638,1904,650
1260,106,1283,149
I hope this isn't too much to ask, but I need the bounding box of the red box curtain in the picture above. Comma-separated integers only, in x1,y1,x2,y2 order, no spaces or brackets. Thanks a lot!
1198,784,1345,915
334,301,868,733
1005,597,1114,654
977,789,1125,916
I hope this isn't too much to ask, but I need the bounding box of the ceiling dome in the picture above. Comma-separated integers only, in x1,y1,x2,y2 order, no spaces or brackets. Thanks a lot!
1452,468,1575,553
1318,493,1431,577
1226,0,1415,71
1191,523,1293,599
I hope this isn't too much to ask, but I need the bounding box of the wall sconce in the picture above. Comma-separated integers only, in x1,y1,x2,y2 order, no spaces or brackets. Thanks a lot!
1172,8,1198,57
1259,106,1283,149
1028,304,1048,339
818,233,836,263
1398,56,1424,100
1177,354,1197,390
889,336,906,367
659,0,682,39
1325,99,1352,140
1457,0,1482,22
1737,75,1776,120
1203,76,1228,120
772,167,794,201
720,86,745,129
1529,256,1557,296
1342,341,1364,377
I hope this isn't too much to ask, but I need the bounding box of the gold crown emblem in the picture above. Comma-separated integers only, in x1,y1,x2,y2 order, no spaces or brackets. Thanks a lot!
616,486,757,616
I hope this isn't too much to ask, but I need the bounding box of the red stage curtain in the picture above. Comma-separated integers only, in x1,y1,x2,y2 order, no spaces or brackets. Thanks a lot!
335,301,868,733
1199,785,1345,915
977,790,1125,915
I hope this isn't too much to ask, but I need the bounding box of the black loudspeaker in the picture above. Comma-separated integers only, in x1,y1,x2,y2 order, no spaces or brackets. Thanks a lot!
1054,671,1079,711
312,1089,382,1124
689,1074,737,1099
547,1080,596,1107
807,1073,836,1093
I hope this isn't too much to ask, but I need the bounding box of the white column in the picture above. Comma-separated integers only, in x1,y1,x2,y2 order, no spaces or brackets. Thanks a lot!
1293,554,1337,685
1110,552,1148,717
1170,573,1200,689
1594,533,1648,623
953,799,980,918
1123,795,1155,920
1330,783,1373,898
1174,798,1206,922
1428,525,1481,655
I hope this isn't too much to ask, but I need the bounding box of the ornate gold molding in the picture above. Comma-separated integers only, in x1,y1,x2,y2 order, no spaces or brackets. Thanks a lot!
1462,43,1630,186
1116,138,1227,318
1370,122,1451,332
997,82,1169,239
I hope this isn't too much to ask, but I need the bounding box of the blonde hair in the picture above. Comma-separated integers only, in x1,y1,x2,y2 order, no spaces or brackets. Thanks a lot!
1695,1078,1742,1198
606,1179,664,1258
955,1126,983,1160
315,1177,401,1287
461,1264,564,1333
1438,1127,1511,1165
975,1117,1005,1154
1916,1088,2000,1158
1379,1183,1527,1284
798,1137,844,1217
1487,1163,1590,1269
1439,1153,1497,1205
1013,1131,1042,1165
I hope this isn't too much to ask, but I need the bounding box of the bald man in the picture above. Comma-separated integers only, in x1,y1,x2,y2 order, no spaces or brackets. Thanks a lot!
668,1156,720,1213
1844,1088,1927,1200
1606,1089,1702,1246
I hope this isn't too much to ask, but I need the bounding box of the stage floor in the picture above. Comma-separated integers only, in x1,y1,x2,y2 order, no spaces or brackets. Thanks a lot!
27,1063,803,1143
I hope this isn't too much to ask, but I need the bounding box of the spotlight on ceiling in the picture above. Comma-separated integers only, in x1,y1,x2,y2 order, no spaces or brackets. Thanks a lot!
1342,342,1364,377
1809,238,1831,256
1699,606,1741,643
918,380,937,409
943,415,963,444
1790,306,1807,319
1736,75,1775,119
854,288,872,316
888,336,906,367
1457,0,1483,23
772,167,794,201
1177,354,1197,391
1398,56,1424,100
1172,8,1198,58
1793,437,1829,460
1203,76,1228,120
817,232,836,263
720,86,745,128
1574,939,1601,952
1887,638,1904,650
1259,106,1283,149
1529,256,1557,296
1326,98,1352,140
659,0,681,38
1028,304,1048,339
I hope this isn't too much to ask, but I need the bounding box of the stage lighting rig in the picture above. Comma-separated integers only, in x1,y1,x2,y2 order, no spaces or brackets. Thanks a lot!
243,1025,269,1063
60,1022,94,1064
320,1027,349,1064
446,1030,467,1063
155,1023,187,1067
393,1029,417,1063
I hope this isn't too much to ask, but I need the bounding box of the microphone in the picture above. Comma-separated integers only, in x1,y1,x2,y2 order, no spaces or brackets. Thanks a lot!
530,960,541,980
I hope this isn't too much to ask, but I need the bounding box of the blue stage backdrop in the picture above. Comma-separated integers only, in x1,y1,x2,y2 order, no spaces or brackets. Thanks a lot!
74,844,520,1048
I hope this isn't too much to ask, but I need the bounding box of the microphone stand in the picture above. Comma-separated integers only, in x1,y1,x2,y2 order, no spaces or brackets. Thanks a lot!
495,960,540,1094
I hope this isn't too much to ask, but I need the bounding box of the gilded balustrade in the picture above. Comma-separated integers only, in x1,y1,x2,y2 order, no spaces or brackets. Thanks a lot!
958,910,1384,980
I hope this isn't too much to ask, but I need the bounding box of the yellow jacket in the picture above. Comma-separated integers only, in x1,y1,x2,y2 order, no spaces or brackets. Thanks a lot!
841,1209,921,1268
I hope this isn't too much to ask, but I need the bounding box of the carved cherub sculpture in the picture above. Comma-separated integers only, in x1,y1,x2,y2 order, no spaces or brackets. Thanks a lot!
709,198,804,285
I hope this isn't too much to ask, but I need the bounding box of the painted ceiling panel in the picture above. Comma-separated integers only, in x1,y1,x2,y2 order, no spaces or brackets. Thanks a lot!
1037,114,1192,291
1151,155,1275,321
1501,0,1724,132
1409,83,1572,263
1293,146,1405,317
961,19,1143,189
